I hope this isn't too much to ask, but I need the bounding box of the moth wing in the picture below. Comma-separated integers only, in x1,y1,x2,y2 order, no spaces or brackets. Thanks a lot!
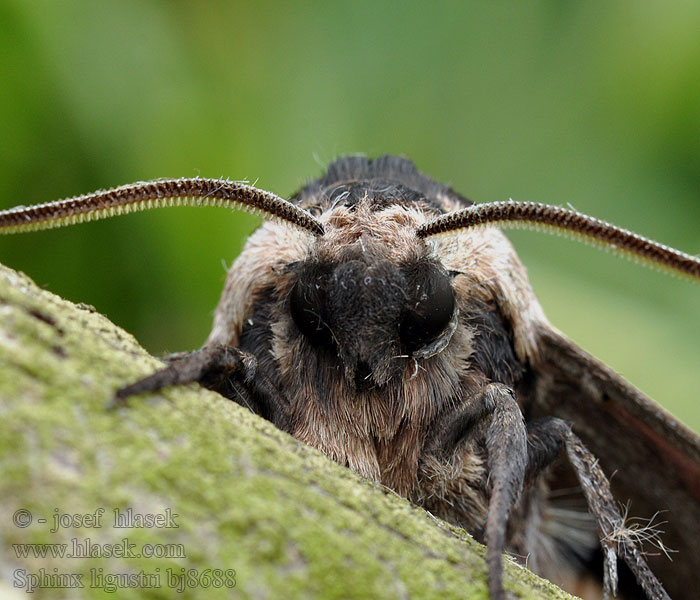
529,327,700,598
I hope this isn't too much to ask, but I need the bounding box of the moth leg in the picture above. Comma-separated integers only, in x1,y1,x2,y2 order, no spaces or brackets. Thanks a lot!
482,384,528,600
161,351,193,364
111,344,290,429
565,431,671,600
523,416,570,485
113,345,245,402
526,417,671,600
427,383,527,600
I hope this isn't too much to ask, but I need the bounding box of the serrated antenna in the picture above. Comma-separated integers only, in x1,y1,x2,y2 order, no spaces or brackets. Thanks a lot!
0,178,324,237
418,201,699,282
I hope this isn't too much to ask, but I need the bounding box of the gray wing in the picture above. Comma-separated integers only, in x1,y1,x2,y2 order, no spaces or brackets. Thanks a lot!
530,327,700,599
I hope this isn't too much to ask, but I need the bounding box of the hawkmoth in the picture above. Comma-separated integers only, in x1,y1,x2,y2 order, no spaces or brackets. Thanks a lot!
1,156,698,600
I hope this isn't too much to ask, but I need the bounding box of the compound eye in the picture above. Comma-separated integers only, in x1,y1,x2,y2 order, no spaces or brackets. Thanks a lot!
400,265,455,354
290,276,332,346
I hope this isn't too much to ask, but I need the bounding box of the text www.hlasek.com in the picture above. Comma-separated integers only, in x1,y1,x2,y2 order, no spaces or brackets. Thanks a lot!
13,538,185,559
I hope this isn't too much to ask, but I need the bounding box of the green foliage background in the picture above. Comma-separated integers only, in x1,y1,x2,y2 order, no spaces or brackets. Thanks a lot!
0,1,697,430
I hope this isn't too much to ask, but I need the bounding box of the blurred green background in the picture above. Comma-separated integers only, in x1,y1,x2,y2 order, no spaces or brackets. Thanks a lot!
0,1,697,430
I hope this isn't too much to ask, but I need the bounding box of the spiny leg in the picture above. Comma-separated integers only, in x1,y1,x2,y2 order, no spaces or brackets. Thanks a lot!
525,417,671,600
427,383,528,600
565,431,671,600
111,344,290,429
482,384,528,600
523,417,570,485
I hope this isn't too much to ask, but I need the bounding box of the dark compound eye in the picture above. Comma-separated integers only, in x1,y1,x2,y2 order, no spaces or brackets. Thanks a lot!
400,263,455,354
289,270,333,346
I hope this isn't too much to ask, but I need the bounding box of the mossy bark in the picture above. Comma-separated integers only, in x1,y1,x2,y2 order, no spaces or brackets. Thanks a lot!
0,263,575,600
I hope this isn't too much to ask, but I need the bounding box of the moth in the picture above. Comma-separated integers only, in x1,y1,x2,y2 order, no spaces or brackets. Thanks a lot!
1,156,698,600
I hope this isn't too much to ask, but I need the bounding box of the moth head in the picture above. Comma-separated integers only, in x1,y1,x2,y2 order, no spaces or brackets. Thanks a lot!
279,196,455,389
289,249,456,389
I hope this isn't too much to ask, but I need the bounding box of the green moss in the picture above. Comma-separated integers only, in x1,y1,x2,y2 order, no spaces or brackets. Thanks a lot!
0,263,575,600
